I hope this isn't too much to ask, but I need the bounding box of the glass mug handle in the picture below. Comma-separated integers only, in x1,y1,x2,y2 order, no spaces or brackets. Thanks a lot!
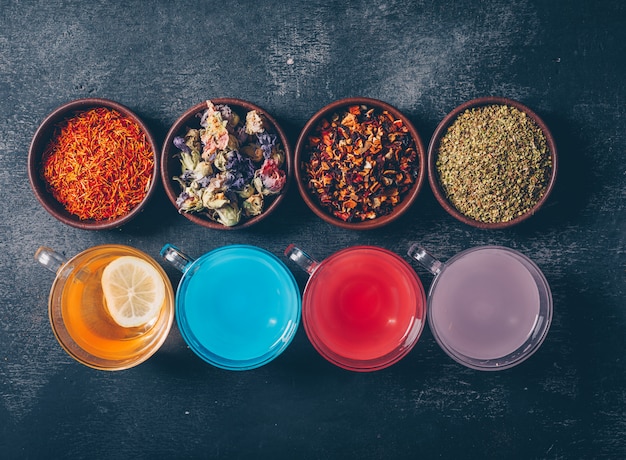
160,244,195,273
35,246,68,274
407,243,444,276
284,244,320,275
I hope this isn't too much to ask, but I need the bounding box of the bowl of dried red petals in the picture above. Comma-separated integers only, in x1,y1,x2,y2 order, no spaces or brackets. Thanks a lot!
28,98,160,230
428,97,557,229
161,99,292,229
295,97,426,230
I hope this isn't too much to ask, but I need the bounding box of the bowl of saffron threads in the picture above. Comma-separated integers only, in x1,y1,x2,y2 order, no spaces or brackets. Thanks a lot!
28,98,160,230
161,98,292,229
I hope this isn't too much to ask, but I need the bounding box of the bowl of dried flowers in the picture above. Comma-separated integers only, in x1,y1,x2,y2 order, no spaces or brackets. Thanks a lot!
295,97,426,230
161,99,291,229
28,98,160,230
428,97,557,229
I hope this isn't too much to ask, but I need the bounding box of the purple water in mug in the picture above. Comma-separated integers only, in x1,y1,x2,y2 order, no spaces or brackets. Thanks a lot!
408,244,552,371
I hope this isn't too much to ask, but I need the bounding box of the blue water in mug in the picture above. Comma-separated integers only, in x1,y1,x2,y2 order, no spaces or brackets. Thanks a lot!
176,245,301,370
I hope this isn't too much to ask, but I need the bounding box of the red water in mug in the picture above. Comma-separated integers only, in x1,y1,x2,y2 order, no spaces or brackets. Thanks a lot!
303,247,425,366
429,247,541,360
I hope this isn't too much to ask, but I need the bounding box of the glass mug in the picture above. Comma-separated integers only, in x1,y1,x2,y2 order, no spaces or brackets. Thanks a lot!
35,245,175,371
285,245,426,372
160,244,301,371
408,244,552,371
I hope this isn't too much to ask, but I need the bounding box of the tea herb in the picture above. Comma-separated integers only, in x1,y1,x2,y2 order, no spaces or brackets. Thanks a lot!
303,105,419,222
173,101,286,227
436,104,552,223
41,107,154,221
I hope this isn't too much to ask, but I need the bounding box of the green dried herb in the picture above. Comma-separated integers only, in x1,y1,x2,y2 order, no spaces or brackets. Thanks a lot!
436,104,552,223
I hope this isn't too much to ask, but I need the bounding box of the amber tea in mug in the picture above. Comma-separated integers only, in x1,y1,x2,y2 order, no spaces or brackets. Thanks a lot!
36,245,175,370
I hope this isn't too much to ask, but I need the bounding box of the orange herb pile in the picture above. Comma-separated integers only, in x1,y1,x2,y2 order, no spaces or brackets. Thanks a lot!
41,107,154,221
303,105,419,222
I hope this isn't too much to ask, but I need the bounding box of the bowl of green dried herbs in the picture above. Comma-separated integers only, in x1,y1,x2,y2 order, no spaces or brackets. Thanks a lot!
161,99,292,229
428,97,557,229
295,97,426,230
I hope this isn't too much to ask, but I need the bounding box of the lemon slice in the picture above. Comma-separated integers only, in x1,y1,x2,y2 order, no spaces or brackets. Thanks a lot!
101,256,166,328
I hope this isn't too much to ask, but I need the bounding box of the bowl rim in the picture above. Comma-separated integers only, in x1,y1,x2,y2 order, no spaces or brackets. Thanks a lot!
427,96,558,230
28,97,160,231
160,98,292,230
294,96,426,230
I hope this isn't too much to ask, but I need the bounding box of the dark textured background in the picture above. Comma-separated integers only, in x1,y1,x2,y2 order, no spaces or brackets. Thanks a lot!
1,0,625,458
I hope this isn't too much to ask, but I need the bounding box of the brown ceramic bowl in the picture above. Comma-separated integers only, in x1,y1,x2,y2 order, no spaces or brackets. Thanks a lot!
161,99,292,230
428,97,558,229
294,97,426,230
28,98,160,230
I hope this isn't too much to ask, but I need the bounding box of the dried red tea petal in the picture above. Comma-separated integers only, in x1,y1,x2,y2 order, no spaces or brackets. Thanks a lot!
303,105,419,222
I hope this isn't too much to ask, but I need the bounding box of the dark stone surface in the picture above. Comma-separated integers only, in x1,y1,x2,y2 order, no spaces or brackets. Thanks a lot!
1,0,625,458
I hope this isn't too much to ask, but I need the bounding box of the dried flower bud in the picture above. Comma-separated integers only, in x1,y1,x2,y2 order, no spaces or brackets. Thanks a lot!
227,134,240,151
254,158,286,195
213,150,235,172
205,173,228,193
237,183,256,199
194,160,213,179
213,203,241,226
179,149,201,175
245,110,265,135
242,194,264,217
202,188,230,210
176,189,204,213
184,129,202,154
